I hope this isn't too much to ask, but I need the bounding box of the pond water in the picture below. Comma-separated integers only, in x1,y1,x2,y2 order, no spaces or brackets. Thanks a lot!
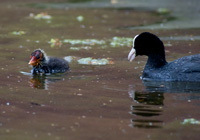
0,0,200,140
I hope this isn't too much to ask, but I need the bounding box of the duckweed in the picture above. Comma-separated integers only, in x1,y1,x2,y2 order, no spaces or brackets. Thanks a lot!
156,8,170,15
181,118,200,125
50,38,62,47
78,57,113,65
63,39,106,45
11,31,26,36
70,46,92,50
49,37,134,48
110,37,132,47
30,12,52,20
76,15,84,22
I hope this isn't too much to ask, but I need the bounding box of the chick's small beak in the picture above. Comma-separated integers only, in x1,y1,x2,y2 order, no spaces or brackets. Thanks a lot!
29,56,36,65
128,48,136,62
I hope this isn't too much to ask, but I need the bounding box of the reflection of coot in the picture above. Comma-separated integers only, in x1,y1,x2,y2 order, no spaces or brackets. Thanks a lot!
143,81,200,93
129,91,164,117
133,92,164,105
128,32,200,81
128,87,163,128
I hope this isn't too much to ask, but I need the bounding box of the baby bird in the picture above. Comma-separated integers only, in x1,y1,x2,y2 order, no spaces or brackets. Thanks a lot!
29,49,69,74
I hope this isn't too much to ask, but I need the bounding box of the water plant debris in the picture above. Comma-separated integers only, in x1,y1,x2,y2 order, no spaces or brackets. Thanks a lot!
181,118,200,125
11,31,26,36
50,38,62,47
70,46,92,50
156,8,170,15
29,12,52,20
63,39,105,45
77,57,114,65
76,16,84,22
110,37,132,47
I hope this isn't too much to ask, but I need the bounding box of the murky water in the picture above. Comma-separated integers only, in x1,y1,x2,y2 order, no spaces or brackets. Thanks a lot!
0,0,200,140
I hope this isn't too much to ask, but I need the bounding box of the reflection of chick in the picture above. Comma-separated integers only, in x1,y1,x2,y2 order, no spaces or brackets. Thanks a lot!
29,75,47,89
29,75,64,90
29,49,69,74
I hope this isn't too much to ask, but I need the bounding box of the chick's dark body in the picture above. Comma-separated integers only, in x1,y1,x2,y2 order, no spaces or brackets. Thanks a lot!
32,57,69,74
29,49,69,75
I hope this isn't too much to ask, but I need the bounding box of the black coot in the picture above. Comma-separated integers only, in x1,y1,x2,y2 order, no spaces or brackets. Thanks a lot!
128,32,200,81
29,49,69,74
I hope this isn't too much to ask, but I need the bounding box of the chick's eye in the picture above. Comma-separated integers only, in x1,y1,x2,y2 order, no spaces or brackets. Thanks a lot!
36,55,40,59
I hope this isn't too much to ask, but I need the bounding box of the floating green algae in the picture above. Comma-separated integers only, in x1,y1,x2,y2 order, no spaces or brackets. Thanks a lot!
156,8,170,15
63,39,106,45
49,38,105,48
49,37,134,48
29,12,52,20
50,38,62,47
77,57,114,65
110,37,132,47
11,31,26,36
181,118,200,125
76,15,84,22
70,46,92,50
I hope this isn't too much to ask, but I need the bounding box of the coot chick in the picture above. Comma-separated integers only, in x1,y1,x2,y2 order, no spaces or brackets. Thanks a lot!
128,32,200,81
29,49,69,74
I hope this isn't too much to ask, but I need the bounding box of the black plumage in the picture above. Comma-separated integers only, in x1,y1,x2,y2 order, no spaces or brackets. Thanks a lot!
128,32,200,81
29,49,69,74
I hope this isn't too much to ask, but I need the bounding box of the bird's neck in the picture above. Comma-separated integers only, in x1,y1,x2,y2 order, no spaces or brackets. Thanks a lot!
146,53,167,68
34,56,48,68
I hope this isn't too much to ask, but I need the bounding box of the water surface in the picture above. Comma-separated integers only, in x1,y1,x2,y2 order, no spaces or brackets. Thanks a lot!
0,0,200,140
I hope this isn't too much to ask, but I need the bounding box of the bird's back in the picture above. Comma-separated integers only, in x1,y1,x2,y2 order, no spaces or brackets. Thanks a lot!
143,54,200,81
47,57,69,73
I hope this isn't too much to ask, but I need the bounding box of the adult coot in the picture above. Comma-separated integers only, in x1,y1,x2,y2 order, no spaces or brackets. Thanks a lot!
128,32,200,81
29,49,69,74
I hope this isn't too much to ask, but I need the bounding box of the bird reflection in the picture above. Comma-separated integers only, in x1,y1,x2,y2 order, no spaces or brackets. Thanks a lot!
128,80,200,128
128,85,164,128
29,75,49,90
133,91,164,105
29,74,66,90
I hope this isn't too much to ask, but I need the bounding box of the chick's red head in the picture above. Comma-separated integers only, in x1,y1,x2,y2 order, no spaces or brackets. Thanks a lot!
29,50,43,66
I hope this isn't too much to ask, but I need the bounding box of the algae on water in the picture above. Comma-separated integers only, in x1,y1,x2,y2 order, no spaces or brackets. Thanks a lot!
30,12,52,20
110,37,132,47
11,31,26,36
63,39,106,45
70,46,92,50
78,57,114,65
181,118,200,125
156,8,170,15
76,15,84,22
49,37,133,48
50,38,62,47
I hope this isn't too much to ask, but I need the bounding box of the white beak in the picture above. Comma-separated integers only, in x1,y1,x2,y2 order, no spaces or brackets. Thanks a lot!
128,48,136,62
128,34,139,62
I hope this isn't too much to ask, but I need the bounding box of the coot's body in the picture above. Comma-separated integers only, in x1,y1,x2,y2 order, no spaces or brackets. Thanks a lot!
29,49,69,74
128,32,200,81
143,54,200,81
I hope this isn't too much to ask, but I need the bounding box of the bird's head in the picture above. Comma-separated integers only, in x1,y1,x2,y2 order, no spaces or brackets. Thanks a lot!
29,49,47,67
